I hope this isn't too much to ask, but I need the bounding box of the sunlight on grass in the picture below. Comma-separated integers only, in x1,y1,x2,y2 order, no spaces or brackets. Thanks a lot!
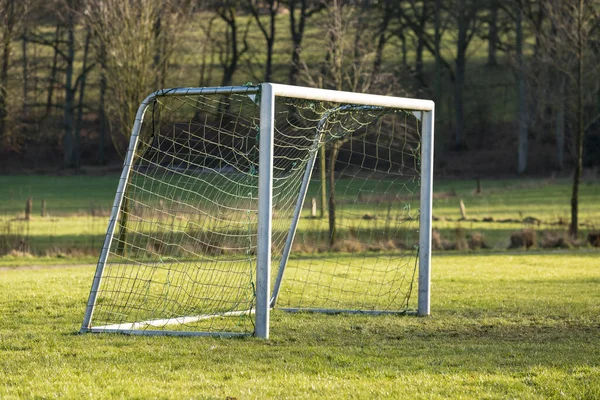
0,252,598,398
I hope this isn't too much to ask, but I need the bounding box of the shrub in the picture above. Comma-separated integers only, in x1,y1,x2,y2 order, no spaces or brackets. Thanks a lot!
588,232,600,247
509,229,537,249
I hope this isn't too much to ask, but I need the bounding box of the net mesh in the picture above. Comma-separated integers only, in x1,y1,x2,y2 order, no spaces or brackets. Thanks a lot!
271,97,421,313
87,86,422,335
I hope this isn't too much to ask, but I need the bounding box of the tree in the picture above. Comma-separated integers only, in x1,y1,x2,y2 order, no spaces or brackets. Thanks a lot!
452,0,482,149
300,0,402,246
204,1,251,87
26,0,94,168
395,0,456,104
96,35,108,164
513,0,528,173
84,0,190,154
370,0,394,81
247,0,278,82
487,0,499,66
0,0,29,144
527,0,600,237
287,0,325,85
501,0,538,173
398,0,430,85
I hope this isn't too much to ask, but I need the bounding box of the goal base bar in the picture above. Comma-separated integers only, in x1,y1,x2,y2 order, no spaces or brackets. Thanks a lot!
82,328,252,338
81,309,255,335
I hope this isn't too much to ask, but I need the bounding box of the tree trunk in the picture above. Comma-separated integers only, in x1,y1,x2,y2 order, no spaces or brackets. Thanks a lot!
415,1,428,85
487,1,498,66
265,1,276,82
372,0,392,80
0,0,15,142
74,30,92,171
454,0,467,149
98,42,107,164
555,74,566,170
570,0,584,239
434,0,442,104
219,8,242,87
516,6,527,173
399,32,407,67
22,30,28,120
152,8,168,90
45,24,61,118
288,0,303,85
63,13,75,168
328,142,341,247
288,0,323,85
153,13,163,89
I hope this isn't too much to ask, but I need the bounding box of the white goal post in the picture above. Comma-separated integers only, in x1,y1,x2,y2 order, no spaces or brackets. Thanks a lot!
81,83,434,339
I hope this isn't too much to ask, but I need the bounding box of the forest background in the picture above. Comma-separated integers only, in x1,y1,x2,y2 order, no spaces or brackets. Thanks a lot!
0,0,599,238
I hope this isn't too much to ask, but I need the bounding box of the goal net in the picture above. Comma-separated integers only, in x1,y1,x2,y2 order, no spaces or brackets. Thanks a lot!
81,84,434,338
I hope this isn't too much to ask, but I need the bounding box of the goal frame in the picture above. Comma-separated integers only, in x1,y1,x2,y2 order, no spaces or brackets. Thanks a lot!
81,83,434,339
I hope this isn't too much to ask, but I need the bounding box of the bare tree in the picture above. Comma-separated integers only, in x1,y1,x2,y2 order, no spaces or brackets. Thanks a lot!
303,0,394,94
73,28,92,170
62,0,77,168
287,0,325,85
202,1,252,87
197,13,218,87
501,0,538,173
0,0,30,144
25,0,93,168
371,0,394,80
515,2,528,174
395,0,455,102
247,0,278,82
452,0,482,149
524,0,600,237
44,24,61,119
97,36,108,164
300,0,403,246
487,0,499,66
84,0,190,154
397,0,430,85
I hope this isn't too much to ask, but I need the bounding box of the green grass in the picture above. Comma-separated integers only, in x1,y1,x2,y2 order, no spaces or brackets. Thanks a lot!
3,175,597,221
0,255,97,268
1,251,599,398
0,175,118,214
0,175,598,257
433,178,600,222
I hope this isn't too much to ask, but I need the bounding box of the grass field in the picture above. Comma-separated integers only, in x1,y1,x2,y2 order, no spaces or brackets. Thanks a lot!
1,175,599,397
0,252,599,398
1,175,598,257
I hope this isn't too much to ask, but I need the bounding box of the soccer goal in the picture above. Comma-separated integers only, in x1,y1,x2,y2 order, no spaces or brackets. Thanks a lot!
81,83,434,338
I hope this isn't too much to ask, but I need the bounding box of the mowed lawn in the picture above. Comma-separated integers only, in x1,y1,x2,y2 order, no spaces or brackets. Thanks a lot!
1,175,599,256
0,252,598,399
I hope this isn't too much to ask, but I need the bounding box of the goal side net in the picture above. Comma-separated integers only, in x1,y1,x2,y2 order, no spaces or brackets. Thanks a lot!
81,83,434,338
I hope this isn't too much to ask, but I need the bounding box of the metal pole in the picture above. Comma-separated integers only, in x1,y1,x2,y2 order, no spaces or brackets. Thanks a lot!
80,93,156,332
255,83,275,338
418,108,435,316
270,142,319,307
